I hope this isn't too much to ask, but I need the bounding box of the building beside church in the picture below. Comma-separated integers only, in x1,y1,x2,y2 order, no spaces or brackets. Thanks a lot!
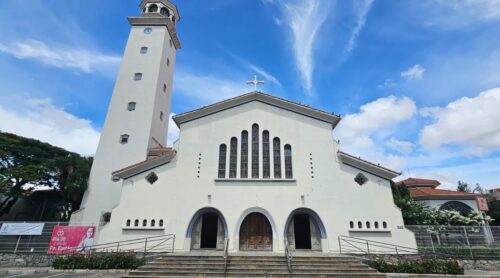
71,0,417,253
396,178,484,216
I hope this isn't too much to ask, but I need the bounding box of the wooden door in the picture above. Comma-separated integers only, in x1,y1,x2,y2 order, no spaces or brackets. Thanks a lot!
239,213,272,251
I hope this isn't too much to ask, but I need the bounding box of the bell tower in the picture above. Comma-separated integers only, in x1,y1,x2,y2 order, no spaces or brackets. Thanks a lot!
72,0,181,227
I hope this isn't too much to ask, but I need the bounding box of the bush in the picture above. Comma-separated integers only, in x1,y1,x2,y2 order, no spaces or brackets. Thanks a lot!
368,257,464,275
52,253,145,269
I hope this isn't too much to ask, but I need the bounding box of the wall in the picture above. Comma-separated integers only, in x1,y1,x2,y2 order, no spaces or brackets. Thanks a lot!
98,100,416,252
0,254,54,267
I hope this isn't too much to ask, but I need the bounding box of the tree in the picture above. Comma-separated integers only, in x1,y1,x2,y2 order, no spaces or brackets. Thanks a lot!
0,132,92,219
457,180,471,192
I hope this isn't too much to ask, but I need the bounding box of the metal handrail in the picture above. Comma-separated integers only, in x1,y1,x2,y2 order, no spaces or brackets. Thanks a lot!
223,238,229,275
284,239,292,273
60,234,176,256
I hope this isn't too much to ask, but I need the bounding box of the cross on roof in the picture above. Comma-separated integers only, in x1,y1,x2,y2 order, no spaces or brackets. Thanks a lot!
246,75,265,91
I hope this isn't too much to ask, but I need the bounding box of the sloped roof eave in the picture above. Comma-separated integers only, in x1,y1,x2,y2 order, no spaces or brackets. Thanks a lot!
172,91,341,128
112,151,176,179
337,151,401,180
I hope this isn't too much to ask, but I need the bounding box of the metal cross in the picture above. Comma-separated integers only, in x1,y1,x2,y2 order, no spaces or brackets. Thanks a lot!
246,75,265,91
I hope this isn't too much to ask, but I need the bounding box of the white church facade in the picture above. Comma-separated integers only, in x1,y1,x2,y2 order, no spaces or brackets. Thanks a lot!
71,0,417,253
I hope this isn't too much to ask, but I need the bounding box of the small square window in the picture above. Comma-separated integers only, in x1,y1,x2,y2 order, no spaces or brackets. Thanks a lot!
120,134,129,144
140,47,148,54
127,102,136,111
134,73,142,81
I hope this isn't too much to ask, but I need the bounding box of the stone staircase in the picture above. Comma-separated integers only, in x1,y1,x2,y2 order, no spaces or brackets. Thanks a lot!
124,253,385,277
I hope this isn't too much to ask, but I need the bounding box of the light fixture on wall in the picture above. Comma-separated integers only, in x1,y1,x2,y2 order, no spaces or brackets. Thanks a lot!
208,194,212,204
301,195,305,205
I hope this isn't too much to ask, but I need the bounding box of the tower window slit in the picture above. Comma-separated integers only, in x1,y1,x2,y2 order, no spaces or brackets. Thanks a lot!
284,144,293,178
229,137,238,178
251,124,259,178
240,131,248,178
262,131,270,178
273,138,281,178
218,144,227,178
134,73,142,81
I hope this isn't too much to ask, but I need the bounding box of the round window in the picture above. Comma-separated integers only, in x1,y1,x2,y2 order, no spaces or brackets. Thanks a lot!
144,27,152,34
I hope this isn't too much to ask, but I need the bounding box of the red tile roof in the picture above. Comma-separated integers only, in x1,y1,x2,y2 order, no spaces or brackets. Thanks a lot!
410,188,477,200
396,178,441,188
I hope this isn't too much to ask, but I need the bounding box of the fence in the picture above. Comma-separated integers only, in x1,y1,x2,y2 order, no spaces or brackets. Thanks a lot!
406,225,500,258
0,221,71,253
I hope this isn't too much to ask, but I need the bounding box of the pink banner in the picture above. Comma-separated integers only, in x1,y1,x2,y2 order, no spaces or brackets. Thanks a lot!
48,226,96,254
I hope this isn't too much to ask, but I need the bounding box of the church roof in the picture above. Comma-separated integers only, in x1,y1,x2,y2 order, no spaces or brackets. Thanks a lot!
172,91,341,128
396,178,441,188
410,188,477,200
112,148,176,179
337,151,401,180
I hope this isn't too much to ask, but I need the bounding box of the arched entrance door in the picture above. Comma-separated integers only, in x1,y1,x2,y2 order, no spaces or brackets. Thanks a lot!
287,213,322,251
239,212,273,251
190,212,225,250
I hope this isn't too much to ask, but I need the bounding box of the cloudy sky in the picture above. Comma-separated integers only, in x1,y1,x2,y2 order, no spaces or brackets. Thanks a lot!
0,0,499,189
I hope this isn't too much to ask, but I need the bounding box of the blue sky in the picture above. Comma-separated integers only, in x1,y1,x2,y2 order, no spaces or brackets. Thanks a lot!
0,0,499,189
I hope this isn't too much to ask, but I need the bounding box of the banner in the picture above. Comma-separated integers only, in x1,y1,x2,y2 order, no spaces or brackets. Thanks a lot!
48,226,96,254
0,223,44,235
477,196,489,212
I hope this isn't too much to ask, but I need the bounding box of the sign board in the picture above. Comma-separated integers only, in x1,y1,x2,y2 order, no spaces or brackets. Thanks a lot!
0,223,44,235
477,196,489,212
48,226,96,254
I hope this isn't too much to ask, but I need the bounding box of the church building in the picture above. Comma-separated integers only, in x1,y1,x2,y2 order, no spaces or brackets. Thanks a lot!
71,0,417,253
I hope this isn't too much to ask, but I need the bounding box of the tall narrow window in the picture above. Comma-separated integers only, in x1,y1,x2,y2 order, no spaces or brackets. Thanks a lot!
218,144,227,178
262,131,270,178
163,84,167,93
251,124,259,178
284,144,293,178
240,131,248,178
273,138,281,178
134,73,142,81
140,47,148,54
167,58,170,67
229,137,238,178
160,111,164,121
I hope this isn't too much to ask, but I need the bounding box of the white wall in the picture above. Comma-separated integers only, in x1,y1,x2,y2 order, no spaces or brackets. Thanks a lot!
98,101,417,252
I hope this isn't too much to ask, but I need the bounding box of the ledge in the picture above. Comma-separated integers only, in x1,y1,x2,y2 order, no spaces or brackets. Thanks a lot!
214,178,297,183
122,227,165,231
348,229,391,233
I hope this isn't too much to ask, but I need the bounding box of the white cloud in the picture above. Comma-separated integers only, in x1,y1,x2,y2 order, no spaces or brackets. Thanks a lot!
336,96,417,170
247,64,281,87
401,64,425,80
378,78,397,89
167,113,179,147
423,0,500,28
275,0,329,95
174,72,248,104
344,0,374,54
386,138,415,154
0,98,100,156
337,96,417,144
419,87,500,154
0,40,121,75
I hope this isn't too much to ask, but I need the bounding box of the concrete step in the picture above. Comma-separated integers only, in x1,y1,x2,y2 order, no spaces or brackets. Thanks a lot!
124,273,385,278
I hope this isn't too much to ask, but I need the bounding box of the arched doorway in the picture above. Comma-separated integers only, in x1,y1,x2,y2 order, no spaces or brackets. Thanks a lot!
187,208,227,250
239,212,273,251
285,209,326,251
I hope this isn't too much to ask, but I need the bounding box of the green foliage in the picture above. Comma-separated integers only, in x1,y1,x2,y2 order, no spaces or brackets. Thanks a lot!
0,131,92,219
52,253,144,269
487,199,500,226
391,181,491,226
368,257,463,275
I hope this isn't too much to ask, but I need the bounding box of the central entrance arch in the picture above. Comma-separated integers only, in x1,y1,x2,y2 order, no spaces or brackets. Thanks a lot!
239,212,273,251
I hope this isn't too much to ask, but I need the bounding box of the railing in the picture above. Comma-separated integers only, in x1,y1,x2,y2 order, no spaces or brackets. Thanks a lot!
338,235,419,257
223,238,229,275
284,239,292,273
